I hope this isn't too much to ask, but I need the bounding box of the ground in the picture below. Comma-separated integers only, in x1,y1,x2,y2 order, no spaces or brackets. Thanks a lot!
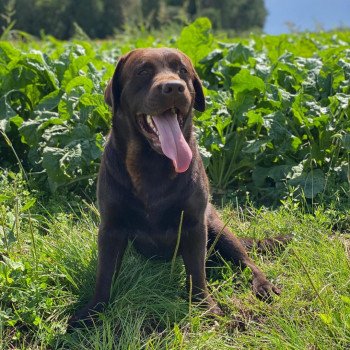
0,174,349,349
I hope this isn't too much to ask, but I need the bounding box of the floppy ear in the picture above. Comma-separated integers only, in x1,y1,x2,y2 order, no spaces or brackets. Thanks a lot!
104,80,113,107
193,73,205,112
177,50,205,112
104,53,129,109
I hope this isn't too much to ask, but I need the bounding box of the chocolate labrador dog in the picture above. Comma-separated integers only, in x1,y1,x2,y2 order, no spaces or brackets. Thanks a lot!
69,48,282,327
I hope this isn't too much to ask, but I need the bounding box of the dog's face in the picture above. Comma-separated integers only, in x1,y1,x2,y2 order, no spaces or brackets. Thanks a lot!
104,48,205,173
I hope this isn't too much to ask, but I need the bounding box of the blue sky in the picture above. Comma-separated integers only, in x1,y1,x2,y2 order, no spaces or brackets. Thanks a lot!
264,0,350,34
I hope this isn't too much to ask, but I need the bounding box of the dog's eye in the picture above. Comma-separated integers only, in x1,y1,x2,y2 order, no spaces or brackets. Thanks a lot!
137,69,150,76
179,67,188,74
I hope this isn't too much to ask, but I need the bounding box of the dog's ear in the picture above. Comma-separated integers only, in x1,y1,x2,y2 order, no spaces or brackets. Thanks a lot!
104,80,113,107
193,73,205,112
104,53,129,109
180,51,205,112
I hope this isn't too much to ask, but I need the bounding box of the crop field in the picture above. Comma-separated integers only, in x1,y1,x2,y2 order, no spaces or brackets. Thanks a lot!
0,19,350,349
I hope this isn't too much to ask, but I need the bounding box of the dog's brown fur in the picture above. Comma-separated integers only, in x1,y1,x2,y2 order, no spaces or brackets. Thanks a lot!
69,48,283,327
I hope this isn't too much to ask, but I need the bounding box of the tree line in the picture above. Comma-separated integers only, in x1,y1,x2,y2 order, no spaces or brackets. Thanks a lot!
0,0,267,39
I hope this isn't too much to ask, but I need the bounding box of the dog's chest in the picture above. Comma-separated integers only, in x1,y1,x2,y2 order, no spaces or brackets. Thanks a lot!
125,197,187,260
131,227,179,260
121,143,198,259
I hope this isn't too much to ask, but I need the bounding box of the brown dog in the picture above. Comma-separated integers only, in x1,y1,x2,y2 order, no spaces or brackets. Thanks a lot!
69,48,282,327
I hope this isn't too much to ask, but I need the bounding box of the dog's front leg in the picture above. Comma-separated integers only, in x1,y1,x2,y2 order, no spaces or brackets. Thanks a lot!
68,225,127,328
181,222,223,316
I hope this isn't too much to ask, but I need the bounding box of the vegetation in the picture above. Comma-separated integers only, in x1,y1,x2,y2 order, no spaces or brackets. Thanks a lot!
0,0,266,39
1,18,350,206
0,18,349,349
0,173,349,349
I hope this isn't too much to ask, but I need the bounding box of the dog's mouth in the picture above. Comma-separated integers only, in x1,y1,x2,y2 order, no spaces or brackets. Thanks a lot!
137,108,192,173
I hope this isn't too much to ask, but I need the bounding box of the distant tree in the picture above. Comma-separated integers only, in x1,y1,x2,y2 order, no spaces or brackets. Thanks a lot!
186,0,197,16
1,0,124,39
12,0,73,38
200,0,267,31
71,0,105,38
166,0,182,6
0,0,16,33
199,6,221,28
142,0,161,28
102,0,124,35
165,0,267,31
0,0,267,38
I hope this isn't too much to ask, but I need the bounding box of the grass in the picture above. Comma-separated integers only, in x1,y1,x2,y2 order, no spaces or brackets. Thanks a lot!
0,172,349,349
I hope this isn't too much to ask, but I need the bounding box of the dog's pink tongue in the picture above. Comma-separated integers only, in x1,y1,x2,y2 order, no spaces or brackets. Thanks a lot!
152,111,192,173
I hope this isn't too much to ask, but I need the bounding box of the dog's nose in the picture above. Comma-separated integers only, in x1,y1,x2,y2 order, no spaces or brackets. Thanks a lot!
160,80,186,95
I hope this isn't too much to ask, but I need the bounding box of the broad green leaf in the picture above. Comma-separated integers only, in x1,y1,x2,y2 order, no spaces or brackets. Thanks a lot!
61,55,91,88
252,166,270,187
18,120,42,146
2,256,25,271
252,165,293,187
36,90,63,111
229,93,255,121
0,42,20,63
242,139,268,154
335,93,350,109
247,110,263,126
0,94,17,130
176,18,214,65
289,169,325,198
268,165,294,182
231,69,265,96
21,198,36,212
65,76,94,94
291,136,302,151
339,59,350,79
200,49,223,66
58,93,79,121
226,43,254,64
42,147,67,191
6,90,33,120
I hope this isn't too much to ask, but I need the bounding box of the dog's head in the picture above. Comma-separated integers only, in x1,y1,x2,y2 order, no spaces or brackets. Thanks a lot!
104,48,205,173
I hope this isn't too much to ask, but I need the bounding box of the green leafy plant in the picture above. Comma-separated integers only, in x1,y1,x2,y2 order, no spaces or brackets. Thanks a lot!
1,19,350,205
193,31,350,204
0,41,115,191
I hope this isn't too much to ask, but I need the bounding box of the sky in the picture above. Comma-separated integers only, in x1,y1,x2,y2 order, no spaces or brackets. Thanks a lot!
264,0,350,34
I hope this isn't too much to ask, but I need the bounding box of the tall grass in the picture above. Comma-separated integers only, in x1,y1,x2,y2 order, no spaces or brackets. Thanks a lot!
0,173,349,349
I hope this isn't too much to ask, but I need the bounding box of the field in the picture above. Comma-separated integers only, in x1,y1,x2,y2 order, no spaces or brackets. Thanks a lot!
0,19,350,349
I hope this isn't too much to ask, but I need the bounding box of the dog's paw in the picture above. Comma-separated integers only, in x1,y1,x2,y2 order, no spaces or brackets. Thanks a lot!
208,303,224,317
67,306,100,331
252,277,281,301
67,314,91,331
199,297,224,318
